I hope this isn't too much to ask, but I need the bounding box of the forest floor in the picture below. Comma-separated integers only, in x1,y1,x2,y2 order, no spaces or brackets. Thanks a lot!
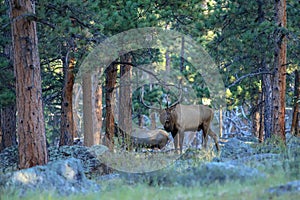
0,134,299,200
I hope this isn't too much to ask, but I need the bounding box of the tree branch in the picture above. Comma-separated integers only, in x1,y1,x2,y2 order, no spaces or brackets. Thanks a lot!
226,71,271,89
112,61,176,88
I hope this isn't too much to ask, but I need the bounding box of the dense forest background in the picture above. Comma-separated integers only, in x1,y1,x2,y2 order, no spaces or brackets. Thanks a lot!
0,0,299,169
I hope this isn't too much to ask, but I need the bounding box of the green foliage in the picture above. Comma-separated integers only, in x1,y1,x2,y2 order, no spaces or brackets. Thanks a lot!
1,0,299,143
0,1,15,109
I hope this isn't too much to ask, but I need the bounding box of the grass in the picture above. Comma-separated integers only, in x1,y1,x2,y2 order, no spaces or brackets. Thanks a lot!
1,177,299,200
96,146,217,174
1,136,299,200
1,159,299,200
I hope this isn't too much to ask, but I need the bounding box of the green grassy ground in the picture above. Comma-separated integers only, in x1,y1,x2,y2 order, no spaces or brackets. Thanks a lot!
1,165,299,200
1,136,299,200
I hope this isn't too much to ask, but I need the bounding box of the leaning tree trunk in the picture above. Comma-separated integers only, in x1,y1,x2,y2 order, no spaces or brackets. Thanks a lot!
272,0,287,144
59,56,75,146
9,0,48,169
105,64,117,151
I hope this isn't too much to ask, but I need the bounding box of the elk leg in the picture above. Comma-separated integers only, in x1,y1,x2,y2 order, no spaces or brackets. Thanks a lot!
202,124,209,150
173,133,180,154
179,131,185,154
208,128,220,152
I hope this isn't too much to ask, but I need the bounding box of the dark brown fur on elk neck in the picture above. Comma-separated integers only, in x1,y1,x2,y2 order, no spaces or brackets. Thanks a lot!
161,105,179,138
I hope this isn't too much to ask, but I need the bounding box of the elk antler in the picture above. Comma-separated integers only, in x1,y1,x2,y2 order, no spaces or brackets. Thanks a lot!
168,86,182,108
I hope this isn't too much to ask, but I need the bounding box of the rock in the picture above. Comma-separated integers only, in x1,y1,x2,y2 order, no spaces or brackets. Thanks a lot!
267,180,300,196
0,158,100,197
49,144,111,178
226,153,281,167
177,162,265,186
218,138,255,161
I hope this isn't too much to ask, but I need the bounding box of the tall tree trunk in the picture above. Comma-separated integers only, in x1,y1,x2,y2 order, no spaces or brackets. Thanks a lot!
9,0,48,169
82,72,102,146
105,64,117,151
272,0,287,144
119,54,132,148
263,71,272,140
73,84,81,138
95,79,103,143
291,70,299,136
0,105,17,151
59,56,75,146
256,0,267,142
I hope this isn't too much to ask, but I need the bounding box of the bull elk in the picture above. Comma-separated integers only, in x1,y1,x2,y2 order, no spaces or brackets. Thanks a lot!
141,90,220,154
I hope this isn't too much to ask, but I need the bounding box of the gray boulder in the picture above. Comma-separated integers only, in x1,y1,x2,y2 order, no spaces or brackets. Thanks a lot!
0,158,100,197
218,137,255,161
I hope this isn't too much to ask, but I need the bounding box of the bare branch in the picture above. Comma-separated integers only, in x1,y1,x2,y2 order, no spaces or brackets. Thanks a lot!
226,71,271,89
112,61,181,90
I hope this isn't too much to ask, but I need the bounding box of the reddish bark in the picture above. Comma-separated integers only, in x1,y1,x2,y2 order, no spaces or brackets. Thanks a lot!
105,64,117,151
10,0,48,168
272,0,287,143
119,54,132,147
59,57,75,146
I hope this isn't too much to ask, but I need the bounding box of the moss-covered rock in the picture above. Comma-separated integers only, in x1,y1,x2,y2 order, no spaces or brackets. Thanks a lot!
0,158,100,197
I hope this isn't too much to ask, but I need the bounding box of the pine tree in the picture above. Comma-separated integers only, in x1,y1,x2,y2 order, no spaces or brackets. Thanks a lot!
9,0,48,169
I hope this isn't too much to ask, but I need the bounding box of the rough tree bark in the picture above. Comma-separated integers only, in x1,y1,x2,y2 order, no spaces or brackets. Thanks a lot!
119,54,132,148
105,63,117,151
272,0,287,143
262,68,272,140
9,0,48,169
73,84,81,138
95,78,103,142
82,72,102,146
59,56,75,146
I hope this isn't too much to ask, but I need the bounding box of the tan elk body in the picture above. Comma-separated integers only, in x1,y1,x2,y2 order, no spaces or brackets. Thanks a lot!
141,89,220,154
131,128,170,149
159,104,220,153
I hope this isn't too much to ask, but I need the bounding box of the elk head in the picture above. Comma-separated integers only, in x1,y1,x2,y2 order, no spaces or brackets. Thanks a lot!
140,88,181,136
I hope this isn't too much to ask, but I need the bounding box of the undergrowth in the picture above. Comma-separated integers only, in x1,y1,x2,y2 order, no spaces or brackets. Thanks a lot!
1,136,299,200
